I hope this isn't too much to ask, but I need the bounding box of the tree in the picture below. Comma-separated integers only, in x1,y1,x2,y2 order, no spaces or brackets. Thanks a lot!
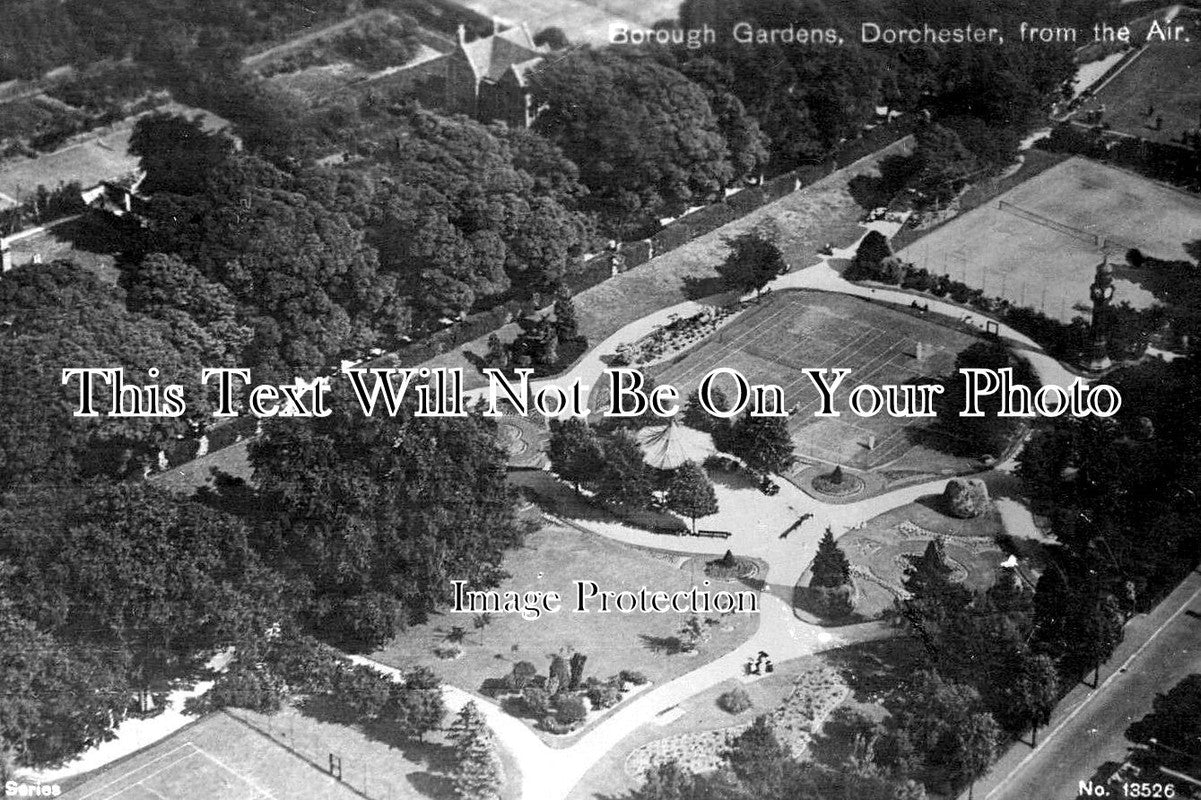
909,124,979,208
509,661,538,692
448,702,502,800
811,528,852,588
390,671,446,741
954,712,1000,799
0,597,130,768
554,694,588,724
678,615,706,653
549,655,571,693
334,664,393,718
731,413,795,475
366,109,587,319
0,261,224,488
0,483,284,706
533,26,569,49
553,294,580,342
1008,653,1059,746
848,230,892,280
547,418,604,492
250,382,522,643
666,461,719,533
530,49,737,233
143,153,395,373
486,333,509,368
473,613,493,644
129,112,236,196
717,230,786,298
723,715,787,793
568,653,587,691
595,430,654,511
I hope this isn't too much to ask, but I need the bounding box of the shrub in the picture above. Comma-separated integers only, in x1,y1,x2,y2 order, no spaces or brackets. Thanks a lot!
555,694,588,724
809,584,855,618
943,477,991,518
538,716,576,734
511,661,538,692
620,670,649,686
522,685,551,717
434,644,464,660
587,682,622,710
718,686,753,714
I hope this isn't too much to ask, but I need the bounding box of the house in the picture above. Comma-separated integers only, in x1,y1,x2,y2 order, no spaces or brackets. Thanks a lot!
443,24,545,128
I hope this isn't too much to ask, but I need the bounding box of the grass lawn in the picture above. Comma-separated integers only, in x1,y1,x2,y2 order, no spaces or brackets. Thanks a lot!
7,214,122,284
896,156,1201,322
226,700,522,800
370,523,759,744
1086,14,1201,146
647,289,985,473
814,498,1007,620
60,712,366,800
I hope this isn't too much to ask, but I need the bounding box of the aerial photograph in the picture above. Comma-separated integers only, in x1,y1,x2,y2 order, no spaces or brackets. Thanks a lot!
1,0,1198,799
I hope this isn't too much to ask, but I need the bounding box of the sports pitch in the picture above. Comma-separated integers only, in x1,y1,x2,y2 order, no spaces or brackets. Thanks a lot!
64,713,360,800
896,157,1201,322
648,290,983,472
1086,14,1201,146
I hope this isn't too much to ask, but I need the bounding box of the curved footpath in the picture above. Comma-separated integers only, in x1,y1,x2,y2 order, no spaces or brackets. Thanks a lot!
461,219,1085,415
353,595,891,800
24,211,1077,799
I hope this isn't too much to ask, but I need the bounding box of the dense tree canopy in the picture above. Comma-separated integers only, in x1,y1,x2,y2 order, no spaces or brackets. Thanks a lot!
359,109,591,319
0,262,222,488
530,49,741,234
249,383,522,649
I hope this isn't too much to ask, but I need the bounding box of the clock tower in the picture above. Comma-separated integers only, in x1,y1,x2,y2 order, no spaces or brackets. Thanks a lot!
1085,257,1115,372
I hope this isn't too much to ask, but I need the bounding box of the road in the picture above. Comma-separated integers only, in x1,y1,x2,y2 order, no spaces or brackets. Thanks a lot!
963,568,1201,800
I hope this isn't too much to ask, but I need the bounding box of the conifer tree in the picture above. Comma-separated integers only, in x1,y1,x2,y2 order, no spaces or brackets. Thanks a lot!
811,527,852,588
448,702,503,800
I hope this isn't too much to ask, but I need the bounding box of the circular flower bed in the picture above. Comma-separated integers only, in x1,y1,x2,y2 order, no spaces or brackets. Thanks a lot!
811,470,865,497
703,556,758,581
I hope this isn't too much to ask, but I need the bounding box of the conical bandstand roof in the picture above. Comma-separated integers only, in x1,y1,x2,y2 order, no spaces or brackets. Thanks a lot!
635,419,715,470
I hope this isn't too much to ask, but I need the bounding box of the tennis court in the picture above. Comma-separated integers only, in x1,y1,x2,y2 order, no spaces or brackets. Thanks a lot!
65,713,361,800
648,290,983,471
896,157,1199,322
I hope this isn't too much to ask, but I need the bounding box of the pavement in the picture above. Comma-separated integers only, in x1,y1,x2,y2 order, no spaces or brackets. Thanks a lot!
354,594,891,800
959,568,1201,800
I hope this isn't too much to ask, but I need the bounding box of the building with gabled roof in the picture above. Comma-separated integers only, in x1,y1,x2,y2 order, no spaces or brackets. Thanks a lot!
444,23,544,128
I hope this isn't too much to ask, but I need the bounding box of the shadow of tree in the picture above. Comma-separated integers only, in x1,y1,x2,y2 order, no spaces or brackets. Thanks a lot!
408,770,456,800
682,274,727,301
296,694,458,765
639,634,683,655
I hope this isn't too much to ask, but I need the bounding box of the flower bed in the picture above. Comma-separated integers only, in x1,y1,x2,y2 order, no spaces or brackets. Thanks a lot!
618,306,743,367
624,667,848,778
811,471,865,497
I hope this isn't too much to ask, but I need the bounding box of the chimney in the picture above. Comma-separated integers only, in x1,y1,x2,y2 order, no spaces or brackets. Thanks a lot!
492,16,500,35
457,24,467,45
1,241,11,273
